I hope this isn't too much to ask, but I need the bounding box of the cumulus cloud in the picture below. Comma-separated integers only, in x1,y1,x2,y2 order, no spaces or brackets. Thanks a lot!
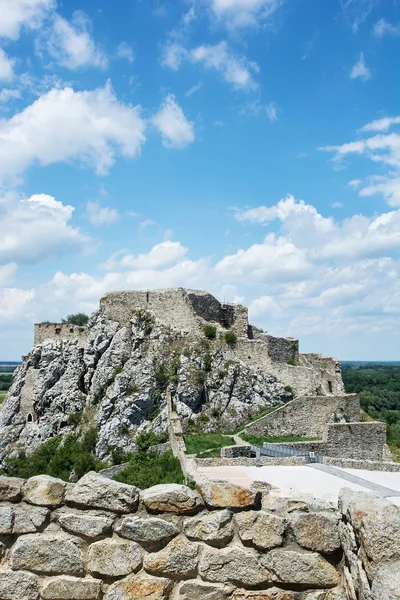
373,18,400,37
38,10,108,69
350,53,371,80
0,49,16,81
116,42,134,63
105,241,189,270
0,82,146,184
85,202,119,226
0,192,89,265
0,0,55,40
152,94,194,149
207,0,283,30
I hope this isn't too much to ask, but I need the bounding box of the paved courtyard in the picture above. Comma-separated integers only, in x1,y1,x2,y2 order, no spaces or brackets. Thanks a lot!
198,464,400,506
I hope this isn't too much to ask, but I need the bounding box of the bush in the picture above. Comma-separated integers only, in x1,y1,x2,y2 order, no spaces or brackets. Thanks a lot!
135,430,168,451
204,353,213,372
284,385,293,393
286,358,296,366
224,330,237,345
62,313,89,326
203,324,217,340
67,411,83,427
114,450,184,488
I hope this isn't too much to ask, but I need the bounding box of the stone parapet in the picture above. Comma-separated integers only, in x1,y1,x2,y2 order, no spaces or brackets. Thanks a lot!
34,323,87,345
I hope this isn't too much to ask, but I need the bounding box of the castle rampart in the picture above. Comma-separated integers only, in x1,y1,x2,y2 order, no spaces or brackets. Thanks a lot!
34,323,87,346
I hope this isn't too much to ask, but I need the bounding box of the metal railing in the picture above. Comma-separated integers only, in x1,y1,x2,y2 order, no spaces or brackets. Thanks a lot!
250,443,323,465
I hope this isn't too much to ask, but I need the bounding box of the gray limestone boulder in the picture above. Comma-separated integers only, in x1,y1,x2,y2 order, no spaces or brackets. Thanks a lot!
105,574,174,600
231,591,295,600
0,506,13,534
0,570,39,600
57,511,114,539
24,475,67,507
289,511,341,554
371,561,400,599
141,484,203,514
178,581,232,600
40,576,102,600
199,547,270,587
0,476,25,502
184,509,234,547
115,515,179,548
12,505,50,534
144,539,199,579
88,538,143,577
196,480,260,510
235,511,285,550
260,549,340,588
66,472,139,513
11,533,84,575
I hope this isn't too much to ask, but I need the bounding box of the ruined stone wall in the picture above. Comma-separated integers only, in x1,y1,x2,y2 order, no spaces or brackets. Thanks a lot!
245,395,361,439
263,334,299,363
0,472,397,599
34,324,87,346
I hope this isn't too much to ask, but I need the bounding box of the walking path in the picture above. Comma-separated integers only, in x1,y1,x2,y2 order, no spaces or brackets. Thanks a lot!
309,463,400,498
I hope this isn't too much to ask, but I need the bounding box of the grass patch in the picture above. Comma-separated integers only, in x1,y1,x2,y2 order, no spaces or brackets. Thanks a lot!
241,433,320,446
185,433,235,457
114,450,184,488
0,390,7,403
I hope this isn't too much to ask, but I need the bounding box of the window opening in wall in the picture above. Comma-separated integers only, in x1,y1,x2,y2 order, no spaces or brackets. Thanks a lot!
27,413,33,423
328,381,333,393
70,328,74,333
146,292,149,303
55,328,61,334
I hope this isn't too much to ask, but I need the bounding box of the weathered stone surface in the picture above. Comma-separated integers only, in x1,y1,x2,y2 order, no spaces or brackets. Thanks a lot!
231,591,295,600
115,515,179,548
41,576,102,600
235,511,285,550
141,484,203,514
88,538,143,577
106,574,173,600
197,480,260,510
13,505,49,533
305,593,347,600
24,475,66,507
184,509,233,547
0,506,13,534
0,476,24,502
144,539,199,579
11,534,84,575
339,488,398,532
0,570,39,600
178,581,231,600
58,512,114,538
199,547,269,587
260,549,340,588
290,512,341,554
371,561,400,599
66,472,139,514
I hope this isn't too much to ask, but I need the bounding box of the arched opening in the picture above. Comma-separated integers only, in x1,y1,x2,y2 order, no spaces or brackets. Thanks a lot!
27,413,33,423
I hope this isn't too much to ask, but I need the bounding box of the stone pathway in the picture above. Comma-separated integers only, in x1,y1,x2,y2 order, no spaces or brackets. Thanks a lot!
309,463,400,498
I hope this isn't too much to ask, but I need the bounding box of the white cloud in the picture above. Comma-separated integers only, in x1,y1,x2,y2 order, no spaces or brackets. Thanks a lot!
152,94,194,149
340,0,376,33
0,263,17,286
0,192,89,265
185,81,203,97
140,219,157,229
85,202,119,226
266,101,278,122
350,53,371,80
359,116,400,133
348,179,362,188
117,42,134,63
208,0,283,30
373,18,400,37
0,0,55,40
0,287,35,321
0,88,21,103
0,49,15,81
114,241,188,270
39,10,108,69
0,82,146,184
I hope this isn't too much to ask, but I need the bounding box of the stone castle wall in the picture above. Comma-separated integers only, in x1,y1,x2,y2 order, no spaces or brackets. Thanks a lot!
34,324,87,346
245,394,360,439
0,472,397,600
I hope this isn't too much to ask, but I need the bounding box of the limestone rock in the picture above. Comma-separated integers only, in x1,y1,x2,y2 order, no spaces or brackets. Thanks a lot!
260,549,340,588
66,472,139,513
41,576,102,600
24,475,66,507
231,591,295,600
141,484,203,514
13,505,50,534
197,480,260,510
0,476,24,502
371,561,400,599
88,538,143,577
339,488,398,532
304,593,347,600
144,539,199,579
0,506,13,534
290,512,341,554
58,512,114,539
178,581,231,600
184,509,234,547
0,570,39,600
199,547,269,587
115,515,179,548
11,533,84,575
235,511,285,550
105,574,174,600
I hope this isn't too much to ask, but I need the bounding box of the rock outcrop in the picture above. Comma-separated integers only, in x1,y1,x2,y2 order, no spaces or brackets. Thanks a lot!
0,288,344,466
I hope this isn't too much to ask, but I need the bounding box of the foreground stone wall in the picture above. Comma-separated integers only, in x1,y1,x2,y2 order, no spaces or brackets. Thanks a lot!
245,395,360,439
1,472,398,599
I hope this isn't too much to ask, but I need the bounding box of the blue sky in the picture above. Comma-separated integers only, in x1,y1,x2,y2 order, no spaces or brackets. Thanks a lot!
0,0,399,361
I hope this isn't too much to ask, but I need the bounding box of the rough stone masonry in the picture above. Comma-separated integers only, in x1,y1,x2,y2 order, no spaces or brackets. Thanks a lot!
0,471,398,599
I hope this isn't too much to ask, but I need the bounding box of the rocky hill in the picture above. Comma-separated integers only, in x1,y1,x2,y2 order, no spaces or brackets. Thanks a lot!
0,289,344,466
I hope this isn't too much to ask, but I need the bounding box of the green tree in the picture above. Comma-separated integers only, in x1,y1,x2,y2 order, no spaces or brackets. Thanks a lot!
62,313,89,326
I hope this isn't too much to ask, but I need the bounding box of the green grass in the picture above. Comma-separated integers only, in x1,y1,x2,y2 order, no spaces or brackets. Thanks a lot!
241,433,320,446
114,450,185,488
184,433,235,457
0,391,7,404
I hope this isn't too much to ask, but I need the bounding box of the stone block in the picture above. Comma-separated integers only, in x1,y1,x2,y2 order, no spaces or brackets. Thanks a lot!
260,549,340,588
184,509,234,547
115,516,179,548
58,512,114,539
289,512,341,554
66,472,139,514
24,475,66,507
235,511,285,550
105,574,173,600
13,505,49,534
0,570,39,600
199,547,270,587
88,538,143,578
0,506,13,534
371,561,400,600
196,480,260,510
141,484,203,514
178,581,231,600
231,591,295,600
0,476,25,502
41,576,102,599
144,539,199,579
11,534,84,575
